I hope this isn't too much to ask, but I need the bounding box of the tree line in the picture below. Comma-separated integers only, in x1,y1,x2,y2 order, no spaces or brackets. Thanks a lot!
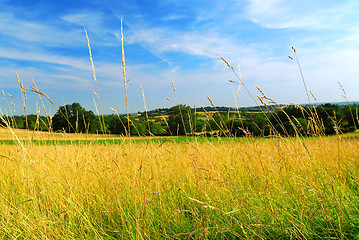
2,102,358,137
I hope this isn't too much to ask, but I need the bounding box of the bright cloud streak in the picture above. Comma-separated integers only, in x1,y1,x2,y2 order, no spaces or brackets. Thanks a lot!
245,0,358,29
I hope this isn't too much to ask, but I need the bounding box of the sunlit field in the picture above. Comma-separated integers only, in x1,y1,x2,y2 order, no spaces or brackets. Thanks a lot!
1,17,359,239
0,128,174,142
0,127,358,239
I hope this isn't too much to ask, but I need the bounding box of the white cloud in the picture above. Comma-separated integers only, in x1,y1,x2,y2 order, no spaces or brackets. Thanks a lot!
0,8,121,92
125,26,258,63
244,0,357,29
62,12,104,27
161,14,187,21
0,48,91,71
0,12,85,48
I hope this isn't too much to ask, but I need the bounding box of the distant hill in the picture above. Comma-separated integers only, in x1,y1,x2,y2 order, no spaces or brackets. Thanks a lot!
136,101,358,118
311,101,359,106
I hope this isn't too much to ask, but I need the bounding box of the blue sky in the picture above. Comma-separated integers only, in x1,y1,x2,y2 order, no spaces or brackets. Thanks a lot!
1,0,359,115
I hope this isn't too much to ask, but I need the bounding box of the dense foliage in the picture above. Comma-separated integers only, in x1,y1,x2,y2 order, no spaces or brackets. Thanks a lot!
52,102,100,133
2,103,358,136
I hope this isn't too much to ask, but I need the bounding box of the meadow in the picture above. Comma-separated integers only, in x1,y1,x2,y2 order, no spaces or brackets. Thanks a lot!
1,28,359,239
0,126,358,239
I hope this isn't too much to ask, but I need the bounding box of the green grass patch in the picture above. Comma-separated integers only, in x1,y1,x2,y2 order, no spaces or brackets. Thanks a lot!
0,136,261,146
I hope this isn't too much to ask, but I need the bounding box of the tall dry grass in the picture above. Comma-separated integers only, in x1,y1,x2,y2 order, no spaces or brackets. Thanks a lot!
0,135,358,239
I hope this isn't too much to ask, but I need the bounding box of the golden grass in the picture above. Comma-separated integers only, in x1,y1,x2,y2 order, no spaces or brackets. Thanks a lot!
0,134,358,238
121,17,130,136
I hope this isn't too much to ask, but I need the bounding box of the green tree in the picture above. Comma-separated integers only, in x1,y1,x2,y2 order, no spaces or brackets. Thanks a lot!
147,121,166,135
207,113,231,136
13,116,25,129
343,104,358,132
52,103,99,133
167,105,195,135
108,115,127,135
108,115,146,135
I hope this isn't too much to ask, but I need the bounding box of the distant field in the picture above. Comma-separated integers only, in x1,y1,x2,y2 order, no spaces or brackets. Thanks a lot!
0,127,250,145
0,127,175,142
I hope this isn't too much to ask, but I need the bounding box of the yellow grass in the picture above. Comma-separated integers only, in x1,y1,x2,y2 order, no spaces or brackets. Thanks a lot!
0,132,358,238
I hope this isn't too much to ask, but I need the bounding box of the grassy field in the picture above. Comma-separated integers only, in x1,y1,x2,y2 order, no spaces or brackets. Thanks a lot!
0,127,358,239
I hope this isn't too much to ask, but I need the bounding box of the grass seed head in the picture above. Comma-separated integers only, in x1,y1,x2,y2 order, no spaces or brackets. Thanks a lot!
310,91,317,101
221,57,231,68
171,79,176,91
207,96,215,107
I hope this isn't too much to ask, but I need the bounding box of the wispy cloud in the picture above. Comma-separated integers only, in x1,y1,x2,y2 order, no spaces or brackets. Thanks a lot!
161,14,187,21
0,48,90,71
0,6,122,91
0,12,85,48
125,25,258,64
244,0,359,29
62,12,121,46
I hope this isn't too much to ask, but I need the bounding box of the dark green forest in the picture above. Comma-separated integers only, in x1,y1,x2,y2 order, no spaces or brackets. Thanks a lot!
2,102,358,137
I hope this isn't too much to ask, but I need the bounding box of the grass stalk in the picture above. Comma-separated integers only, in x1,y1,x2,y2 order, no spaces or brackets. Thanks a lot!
140,84,152,136
291,46,311,105
121,17,130,137
85,29,106,134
